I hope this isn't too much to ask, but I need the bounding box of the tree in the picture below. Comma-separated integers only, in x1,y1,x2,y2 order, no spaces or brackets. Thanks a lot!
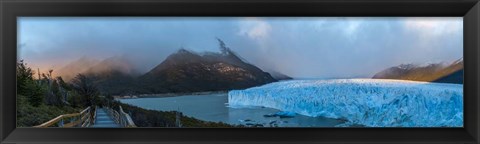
40,69,66,106
56,77,71,91
16,60,44,107
17,60,34,94
50,79,65,106
25,80,44,107
55,77,71,105
103,94,115,107
71,74,99,107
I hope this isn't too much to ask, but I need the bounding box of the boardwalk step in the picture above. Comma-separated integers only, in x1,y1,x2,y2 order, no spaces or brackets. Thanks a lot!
92,108,121,128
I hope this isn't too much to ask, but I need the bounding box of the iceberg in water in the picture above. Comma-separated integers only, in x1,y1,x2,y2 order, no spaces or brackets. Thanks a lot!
228,79,463,127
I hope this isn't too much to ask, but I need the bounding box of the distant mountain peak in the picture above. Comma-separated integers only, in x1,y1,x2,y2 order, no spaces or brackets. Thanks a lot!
85,55,138,76
177,48,194,54
55,55,141,82
452,57,463,65
169,48,198,58
55,57,101,81
396,64,416,70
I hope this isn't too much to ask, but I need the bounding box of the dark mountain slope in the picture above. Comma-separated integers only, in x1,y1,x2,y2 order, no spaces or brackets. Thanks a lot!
433,59,463,84
434,69,463,84
268,71,293,80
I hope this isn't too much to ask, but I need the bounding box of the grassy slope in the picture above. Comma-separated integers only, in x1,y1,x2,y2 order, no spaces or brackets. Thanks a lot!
17,95,83,127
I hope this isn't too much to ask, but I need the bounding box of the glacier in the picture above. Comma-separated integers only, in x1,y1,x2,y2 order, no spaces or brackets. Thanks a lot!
228,79,463,127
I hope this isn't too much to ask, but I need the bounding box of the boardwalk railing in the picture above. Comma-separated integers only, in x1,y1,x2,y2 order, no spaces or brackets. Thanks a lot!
105,106,136,127
34,106,94,128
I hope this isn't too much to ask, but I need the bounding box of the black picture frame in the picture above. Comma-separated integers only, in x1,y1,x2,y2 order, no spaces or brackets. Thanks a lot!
1,0,479,143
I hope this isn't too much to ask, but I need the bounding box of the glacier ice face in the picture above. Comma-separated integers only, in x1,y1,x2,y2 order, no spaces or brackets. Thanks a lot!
228,79,463,127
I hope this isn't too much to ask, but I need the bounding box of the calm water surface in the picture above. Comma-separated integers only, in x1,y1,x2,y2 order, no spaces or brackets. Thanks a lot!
119,93,344,127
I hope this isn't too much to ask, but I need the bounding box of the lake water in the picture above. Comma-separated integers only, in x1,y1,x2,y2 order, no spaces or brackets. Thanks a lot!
119,93,345,127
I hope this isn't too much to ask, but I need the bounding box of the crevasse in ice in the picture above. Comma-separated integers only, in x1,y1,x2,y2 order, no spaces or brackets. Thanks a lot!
228,79,463,127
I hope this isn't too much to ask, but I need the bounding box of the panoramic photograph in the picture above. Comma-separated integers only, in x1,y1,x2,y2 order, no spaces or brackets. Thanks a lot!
17,17,463,128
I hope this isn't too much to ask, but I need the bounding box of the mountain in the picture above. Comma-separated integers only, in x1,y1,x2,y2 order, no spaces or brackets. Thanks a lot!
139,49,277,93
268,71,293,80
84,56,139,76
433,58,463,84
55,56,147,95
372,58,463,84
55,57,100,81
58,39,283,95
83,56,142,95
372,63,445,81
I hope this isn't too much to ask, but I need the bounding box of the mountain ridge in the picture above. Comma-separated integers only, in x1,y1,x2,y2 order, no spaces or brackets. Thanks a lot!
56,40,280,95
372,58,463,84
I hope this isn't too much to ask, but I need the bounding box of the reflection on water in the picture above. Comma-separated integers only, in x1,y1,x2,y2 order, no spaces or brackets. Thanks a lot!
119,93,344,127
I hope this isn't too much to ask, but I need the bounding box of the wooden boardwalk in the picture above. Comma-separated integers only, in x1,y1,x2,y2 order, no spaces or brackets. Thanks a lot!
92,108,120,128
34,106,136,128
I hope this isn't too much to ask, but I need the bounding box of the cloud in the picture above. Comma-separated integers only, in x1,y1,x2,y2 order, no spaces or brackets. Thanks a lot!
345,21,361,35
400,17,463,63
403,17,462,37
237,18,272,40
18,17,463,79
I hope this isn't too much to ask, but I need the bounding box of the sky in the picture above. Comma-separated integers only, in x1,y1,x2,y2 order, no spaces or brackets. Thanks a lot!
18,17,463,79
